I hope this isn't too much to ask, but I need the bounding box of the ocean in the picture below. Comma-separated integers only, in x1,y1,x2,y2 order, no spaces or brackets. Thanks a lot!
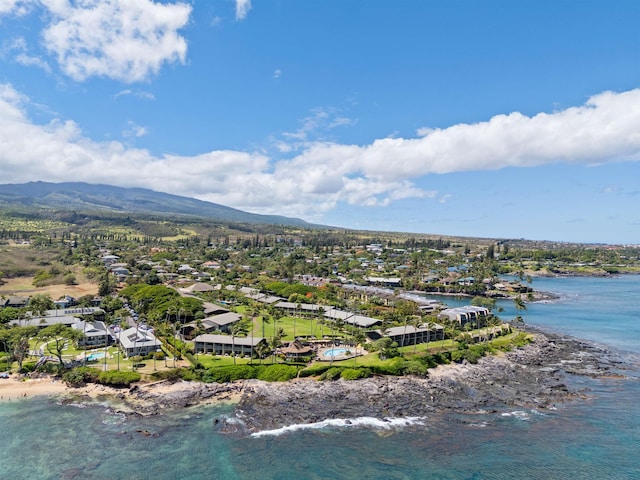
1,275,639,479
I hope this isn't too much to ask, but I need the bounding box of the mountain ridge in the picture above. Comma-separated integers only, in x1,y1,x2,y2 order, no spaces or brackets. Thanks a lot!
0,181,313,227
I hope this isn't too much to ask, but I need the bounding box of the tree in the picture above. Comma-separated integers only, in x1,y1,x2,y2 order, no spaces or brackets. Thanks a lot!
269,327,285,364
513,295,527,331
0,307,22,325
193,318,205,361
352,330,366,366
514,295,527,313
0,326,37,371
98,271,113,297
260,313,270,338
411,315,424,354
373,337,399,360
230,318,250,365
29,294,54,316
254,341,271,364
38,324,81,369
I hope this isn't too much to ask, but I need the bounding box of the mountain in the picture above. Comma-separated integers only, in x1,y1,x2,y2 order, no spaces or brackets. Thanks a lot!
0,181,312,227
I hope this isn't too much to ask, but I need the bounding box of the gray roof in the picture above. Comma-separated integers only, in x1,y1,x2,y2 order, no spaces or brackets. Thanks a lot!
44,307,104,317
71,320,109,338
382,324,443,337
10,315,77,328
194,334,265,347
273,302,381,328
202,302,230,315
205,312,242,327
118,327,161,350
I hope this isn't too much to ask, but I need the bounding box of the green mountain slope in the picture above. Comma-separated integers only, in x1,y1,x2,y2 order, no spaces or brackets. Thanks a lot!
0,181,311,227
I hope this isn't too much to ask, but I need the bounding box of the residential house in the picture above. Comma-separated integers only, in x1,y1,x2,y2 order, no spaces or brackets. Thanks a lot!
118,327,162,358
438,306,489,326
367,323,444,347
194,334,267,356
72,319,112,348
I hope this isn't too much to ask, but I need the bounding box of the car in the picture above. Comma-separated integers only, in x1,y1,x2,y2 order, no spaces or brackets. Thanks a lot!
0,373,10,379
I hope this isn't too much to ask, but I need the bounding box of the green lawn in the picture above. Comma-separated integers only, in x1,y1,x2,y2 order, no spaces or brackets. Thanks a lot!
252,315,337,341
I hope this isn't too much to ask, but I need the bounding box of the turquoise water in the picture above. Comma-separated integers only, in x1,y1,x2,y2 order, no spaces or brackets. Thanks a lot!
1,275,640,479
323,348,348,358
86,352,106,362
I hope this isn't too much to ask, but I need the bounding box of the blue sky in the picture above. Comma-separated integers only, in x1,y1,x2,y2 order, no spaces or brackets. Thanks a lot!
0,0,639,244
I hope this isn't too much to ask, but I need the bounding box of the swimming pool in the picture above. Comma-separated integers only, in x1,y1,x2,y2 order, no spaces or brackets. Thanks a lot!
86,352,106,362
323,348,348,358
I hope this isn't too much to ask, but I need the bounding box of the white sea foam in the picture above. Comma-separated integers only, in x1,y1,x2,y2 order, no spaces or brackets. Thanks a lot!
251,416,426,438
501,410,530,421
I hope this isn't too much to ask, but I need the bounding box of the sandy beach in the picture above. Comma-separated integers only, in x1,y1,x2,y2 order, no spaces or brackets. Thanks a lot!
0,375,68,401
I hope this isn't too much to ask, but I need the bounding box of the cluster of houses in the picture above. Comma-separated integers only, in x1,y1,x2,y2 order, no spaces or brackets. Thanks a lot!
7,306,161,359
178,283,494,360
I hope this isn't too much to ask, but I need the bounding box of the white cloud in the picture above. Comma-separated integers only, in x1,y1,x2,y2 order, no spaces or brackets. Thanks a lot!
39,0,192,83
114,89,155,100
273,68,281,79
15,53,51,73
123,121,148,138
235,0,251,20
1,84,640,221
0,0,31,17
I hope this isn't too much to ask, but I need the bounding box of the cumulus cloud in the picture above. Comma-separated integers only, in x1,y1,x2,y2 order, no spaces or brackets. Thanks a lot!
235,0,251,20
1,84,640,220
38,0,192,82
0,0,31,17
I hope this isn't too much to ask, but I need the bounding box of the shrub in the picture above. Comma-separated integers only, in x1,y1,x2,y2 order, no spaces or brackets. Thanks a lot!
149,368,184,381
340,368,371,380
451,349,481,364
20,362,37,374
402,360,429,377
63,369,86,387
98,370,141,387
319,367,343,381
370,358,406,376
420,354,439,368
256,364,298,382
201,365,256,383
299,364,334,378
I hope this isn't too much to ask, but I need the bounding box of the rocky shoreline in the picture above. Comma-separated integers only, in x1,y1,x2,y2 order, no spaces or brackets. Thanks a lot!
231,330,634,434
56,329,636,435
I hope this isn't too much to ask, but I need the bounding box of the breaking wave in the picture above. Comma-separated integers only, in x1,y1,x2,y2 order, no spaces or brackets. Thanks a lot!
251,416,427,437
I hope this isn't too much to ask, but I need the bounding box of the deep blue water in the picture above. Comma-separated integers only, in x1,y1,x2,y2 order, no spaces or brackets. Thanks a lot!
1,275,639,479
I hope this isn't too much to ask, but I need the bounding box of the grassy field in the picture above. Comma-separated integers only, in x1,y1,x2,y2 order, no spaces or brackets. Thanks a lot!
0,242,98,299
0,274,98,299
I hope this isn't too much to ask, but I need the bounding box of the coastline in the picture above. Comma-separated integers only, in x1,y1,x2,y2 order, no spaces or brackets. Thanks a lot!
2,329,635,436
234,330,632,434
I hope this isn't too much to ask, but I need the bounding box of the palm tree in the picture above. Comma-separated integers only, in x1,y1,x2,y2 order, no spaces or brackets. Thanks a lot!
193,318,205,361
352,330,366,367
254,341,271,364
230,318,250,365
411,315,424,354
514,295,527,331
317,306,326,338
514,295,527,313
269,327,285,364
261,313,270,339
294,302,302,339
